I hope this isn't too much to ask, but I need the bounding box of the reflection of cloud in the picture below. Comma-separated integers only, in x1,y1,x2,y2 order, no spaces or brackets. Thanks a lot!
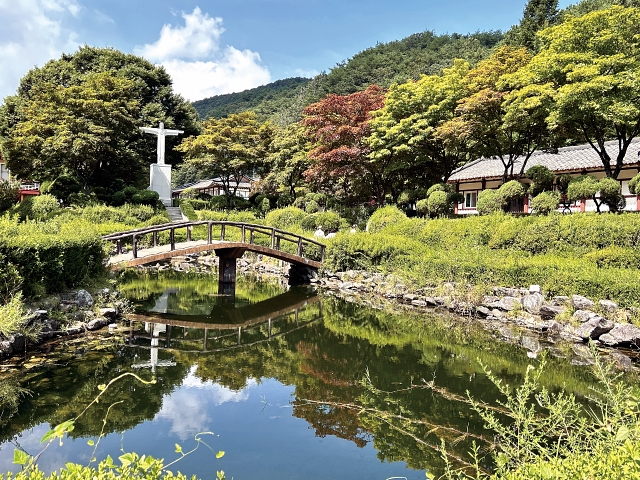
156,368,256,440
134,7,270,101
0,0,80,99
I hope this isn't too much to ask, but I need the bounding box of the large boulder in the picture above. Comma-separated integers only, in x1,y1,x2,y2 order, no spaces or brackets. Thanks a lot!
598,324,640,347
522,293,544,314
539,305,565,319
497,296,521,311
571,295,594,310
573,316,614,341
75,289,94,308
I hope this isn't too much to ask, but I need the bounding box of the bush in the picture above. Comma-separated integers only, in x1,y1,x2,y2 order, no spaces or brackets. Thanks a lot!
584,245,640,269
0,293,29,338
366,205,407,234
260,197,271,216
131,190,159,206
179,200,197,220
265,207,307,230
0,253,22,304
526,165,555,196
498,180,526,203
530,191,560,215
599,176,625,213
426,190,449,217
301,211,342,231
629,173,640,195
31,194,60,220
305,199,319,214
276,194,294,208
476,189,504,215
9,196,35,222
415,198,429,217
0,181,19,212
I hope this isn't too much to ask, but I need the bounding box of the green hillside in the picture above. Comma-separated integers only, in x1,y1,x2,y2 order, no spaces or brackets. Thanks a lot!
192,30,503,124
192,77,311,121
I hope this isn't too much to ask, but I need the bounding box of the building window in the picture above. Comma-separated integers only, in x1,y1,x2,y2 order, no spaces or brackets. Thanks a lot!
465,192,477,209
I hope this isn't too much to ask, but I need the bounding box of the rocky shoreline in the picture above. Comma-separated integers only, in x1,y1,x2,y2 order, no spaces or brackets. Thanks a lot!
3,251,639,370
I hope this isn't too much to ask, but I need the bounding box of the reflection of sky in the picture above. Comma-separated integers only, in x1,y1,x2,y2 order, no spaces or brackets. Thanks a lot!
155,366,256,440
0,374,423,480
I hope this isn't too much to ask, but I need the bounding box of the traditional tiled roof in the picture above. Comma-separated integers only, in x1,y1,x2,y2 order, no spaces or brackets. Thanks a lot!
448,139,640,182
173,176,254,193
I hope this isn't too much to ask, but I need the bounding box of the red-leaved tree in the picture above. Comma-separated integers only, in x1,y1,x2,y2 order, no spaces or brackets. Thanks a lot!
303,85,386,204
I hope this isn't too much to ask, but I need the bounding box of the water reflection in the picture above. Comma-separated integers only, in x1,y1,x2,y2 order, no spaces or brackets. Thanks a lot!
0,273,603,480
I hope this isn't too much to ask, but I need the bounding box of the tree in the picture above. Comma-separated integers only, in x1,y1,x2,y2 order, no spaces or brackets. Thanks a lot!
510,6,640,179
566,174,624,213
439,46,552,182
0,46,199,192
303,85,386,204
367,60,472,197
526,165,555,196
262,122,312,198
176,112,273,207
504,0,559,51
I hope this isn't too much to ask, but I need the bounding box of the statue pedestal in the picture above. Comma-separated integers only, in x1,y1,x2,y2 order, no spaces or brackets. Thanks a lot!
150,163,172,207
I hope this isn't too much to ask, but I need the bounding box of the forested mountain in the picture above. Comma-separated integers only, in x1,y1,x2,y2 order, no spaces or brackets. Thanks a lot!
193,31,503,124
193,77,310,121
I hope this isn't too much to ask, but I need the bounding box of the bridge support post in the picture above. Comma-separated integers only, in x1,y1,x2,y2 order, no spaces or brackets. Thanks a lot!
216,247,247,295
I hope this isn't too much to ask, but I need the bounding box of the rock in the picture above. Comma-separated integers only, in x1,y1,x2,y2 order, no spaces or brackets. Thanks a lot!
497,296,521,311
521,336,541,355
572,310,597,323
598,324,640,347
423,297,439,306
403,294,419,302
539,305,565,319
522,293,544,314
98,308,118,319
573,316,614,341
86,318,109,331
598,300,618,313
65,322,86,335
609,351,634,371
551,296,570,306
475,306,492,317
75,289,94,308
411,300,427,307
529,285,541,294
0,341,12,355
498,326,519,340
571,295,594,310
9,334,25,353
494,287,522,297
482,296,501,306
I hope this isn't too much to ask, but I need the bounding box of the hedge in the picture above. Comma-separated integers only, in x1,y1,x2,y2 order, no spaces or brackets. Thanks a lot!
0,217,105,298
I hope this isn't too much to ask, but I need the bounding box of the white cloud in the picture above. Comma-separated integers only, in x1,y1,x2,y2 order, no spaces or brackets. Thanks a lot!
134,7,271,101
0,0,80,100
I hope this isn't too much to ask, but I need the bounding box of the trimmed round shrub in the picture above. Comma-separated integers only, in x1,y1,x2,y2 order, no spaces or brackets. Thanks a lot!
526,165,555,196
426,183,446,196
301,211,342,231
31,194,60,220
292,197,306,209
498,180,526,203
276,194,294,208
629,173,640,195
131,190,160,206
599,177,625,212
305,199,319,214
265,207,307,229
476,189,504,215
366,205,407,233
415,198,429,217
567,175,598,203
0,181,20,212
260,197,271,215
426,190,449,217
531,191,560,215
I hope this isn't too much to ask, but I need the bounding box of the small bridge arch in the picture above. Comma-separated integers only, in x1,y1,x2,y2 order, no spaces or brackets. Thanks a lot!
103,221,325,288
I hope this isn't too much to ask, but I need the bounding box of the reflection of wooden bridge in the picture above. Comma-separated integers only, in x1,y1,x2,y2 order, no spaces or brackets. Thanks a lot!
103,221,326,285
127,291,322,354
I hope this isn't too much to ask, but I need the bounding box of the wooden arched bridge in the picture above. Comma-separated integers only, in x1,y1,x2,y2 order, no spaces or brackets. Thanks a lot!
103,221,325,285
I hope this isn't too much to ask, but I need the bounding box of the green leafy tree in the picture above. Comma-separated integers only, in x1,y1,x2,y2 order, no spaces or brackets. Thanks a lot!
0,180,19,212
367,60,472,194
526,165,555,196
440,46,552,182
0,47,199,193
262,122,312,198
504,0,559,50
531,190,560,214
567,174,624,213
510,6,640,179
177,112,273,208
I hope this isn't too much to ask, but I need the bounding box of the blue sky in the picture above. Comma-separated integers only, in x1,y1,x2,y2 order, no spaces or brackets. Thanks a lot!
0,0,575,102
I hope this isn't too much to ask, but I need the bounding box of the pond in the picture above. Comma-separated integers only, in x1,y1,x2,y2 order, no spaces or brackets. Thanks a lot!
0,272,602,479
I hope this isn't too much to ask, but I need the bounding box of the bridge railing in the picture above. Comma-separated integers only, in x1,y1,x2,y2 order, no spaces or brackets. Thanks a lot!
103,221,326,263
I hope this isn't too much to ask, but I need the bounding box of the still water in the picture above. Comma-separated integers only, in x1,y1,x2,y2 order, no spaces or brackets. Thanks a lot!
0,272,599,479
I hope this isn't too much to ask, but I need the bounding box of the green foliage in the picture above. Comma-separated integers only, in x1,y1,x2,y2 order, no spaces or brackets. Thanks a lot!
301,211,343,231
498,180,526,203
476,189,505,215
81,204,156,225
526,165,555,196
0,253,22,304
366,206,407,234
131,190,160,207
629,173,640,195
0,181,19,212
30,194,60,221
264,207,307,230
304,199,319,214
260,197,271,215
426,190,449,217
415,198,429,217
179,201,197,221
567,175,624,213
584,245,640,269
0,293,30,339
530,191,560,215
503,0,559,50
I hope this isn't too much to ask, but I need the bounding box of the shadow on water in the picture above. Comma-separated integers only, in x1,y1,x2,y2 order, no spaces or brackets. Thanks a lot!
0,271,619,479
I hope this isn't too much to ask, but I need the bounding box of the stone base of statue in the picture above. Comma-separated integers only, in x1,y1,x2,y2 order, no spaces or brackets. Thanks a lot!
150,163,172,207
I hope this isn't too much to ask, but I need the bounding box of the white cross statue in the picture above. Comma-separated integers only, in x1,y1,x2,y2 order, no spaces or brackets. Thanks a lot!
139,122,184,165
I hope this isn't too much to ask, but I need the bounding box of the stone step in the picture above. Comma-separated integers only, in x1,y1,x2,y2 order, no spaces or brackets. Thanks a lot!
165,207,185,223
